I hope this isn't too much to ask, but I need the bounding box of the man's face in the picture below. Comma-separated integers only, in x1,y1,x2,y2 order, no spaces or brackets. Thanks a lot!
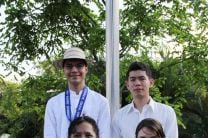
126,70,154,99
70,122,97,138
63,59,88,86
137,127,159,138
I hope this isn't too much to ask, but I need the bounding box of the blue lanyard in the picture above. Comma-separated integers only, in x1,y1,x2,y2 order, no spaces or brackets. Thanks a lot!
65,86,88,122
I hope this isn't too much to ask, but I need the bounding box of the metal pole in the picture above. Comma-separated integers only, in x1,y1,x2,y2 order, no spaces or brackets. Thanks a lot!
106,0,120,117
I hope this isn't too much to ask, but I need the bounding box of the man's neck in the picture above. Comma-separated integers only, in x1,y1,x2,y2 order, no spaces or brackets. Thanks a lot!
133,96,150,112
68,83,85,94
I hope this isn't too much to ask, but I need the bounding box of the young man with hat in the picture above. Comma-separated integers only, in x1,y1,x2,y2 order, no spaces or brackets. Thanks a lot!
44,47,111,138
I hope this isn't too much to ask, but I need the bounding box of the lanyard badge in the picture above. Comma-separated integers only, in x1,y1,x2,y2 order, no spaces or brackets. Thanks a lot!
65,86,88,122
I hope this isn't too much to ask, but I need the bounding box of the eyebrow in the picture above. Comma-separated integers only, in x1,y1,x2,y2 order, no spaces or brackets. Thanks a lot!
85,132,93,135
129,76,146,79
65,62,84,65
74,131,93,134
139,135,158,138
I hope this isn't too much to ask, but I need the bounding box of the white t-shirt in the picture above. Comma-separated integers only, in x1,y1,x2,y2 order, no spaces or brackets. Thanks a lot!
44,87,111,138
111,97,178,138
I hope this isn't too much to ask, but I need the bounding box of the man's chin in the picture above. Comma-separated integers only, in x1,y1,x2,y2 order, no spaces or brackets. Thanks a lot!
70,80,81,85
134,92,143,97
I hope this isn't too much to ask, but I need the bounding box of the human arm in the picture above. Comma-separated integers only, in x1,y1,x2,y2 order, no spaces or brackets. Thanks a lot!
44,100,57,138
164,107,178,138
97,99,111,138
111,112,122,138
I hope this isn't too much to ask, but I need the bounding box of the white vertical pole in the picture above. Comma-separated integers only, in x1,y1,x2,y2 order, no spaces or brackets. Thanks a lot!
106,0,120,117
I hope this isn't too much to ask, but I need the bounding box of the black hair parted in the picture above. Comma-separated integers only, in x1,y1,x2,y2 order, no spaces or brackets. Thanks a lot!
68,116,99,138
126,61,153,80
135,118,165,138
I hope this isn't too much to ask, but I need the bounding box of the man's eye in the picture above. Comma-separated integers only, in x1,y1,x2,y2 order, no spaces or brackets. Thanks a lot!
65,63,84,69
76,63,84,68
130,78,136,81
86,134,93,138
73,134,81,138
139,77,146,81
65,64,73,68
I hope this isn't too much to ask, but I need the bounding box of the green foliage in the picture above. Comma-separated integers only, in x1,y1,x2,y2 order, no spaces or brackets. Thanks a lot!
0,0,105,75
0,62,65,137
86,59,106,95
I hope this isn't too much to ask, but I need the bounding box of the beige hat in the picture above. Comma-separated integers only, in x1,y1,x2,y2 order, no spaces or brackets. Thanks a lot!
54,47,87,69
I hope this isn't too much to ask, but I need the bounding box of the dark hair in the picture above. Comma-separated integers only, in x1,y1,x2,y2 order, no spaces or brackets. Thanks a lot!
126,62,152,80
135,118,165,138
68,116,99,138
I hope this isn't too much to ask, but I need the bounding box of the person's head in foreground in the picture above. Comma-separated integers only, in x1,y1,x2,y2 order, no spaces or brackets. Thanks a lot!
135,118,165,138
68,116,99,138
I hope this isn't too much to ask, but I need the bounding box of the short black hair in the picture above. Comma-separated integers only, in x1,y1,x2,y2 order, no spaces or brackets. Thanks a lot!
68,116,99,138
126,61,152,80
135,118,165,138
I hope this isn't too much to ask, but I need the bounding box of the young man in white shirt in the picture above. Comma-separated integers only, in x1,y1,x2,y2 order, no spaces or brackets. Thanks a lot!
44,47,111,138
112,61,178,138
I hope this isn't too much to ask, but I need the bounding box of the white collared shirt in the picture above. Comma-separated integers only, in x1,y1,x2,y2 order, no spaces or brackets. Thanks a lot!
44,87,111,138
111,97,178,138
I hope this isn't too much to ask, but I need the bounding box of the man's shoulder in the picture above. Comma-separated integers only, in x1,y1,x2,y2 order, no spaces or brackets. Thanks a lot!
86,89,110,108
112,103,131,122
47,92,65,103
88,89,107,100
115,103,131,115
153,100,175,112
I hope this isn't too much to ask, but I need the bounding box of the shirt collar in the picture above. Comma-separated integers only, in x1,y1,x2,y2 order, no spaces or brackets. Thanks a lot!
148,97,155,111
127,97,155,113
68,85,87,96
127,102,136,113
69,88,82,96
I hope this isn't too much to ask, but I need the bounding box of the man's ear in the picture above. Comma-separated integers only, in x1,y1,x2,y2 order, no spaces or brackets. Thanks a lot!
150,79,154,87
125,80,129,89
85,66,88,73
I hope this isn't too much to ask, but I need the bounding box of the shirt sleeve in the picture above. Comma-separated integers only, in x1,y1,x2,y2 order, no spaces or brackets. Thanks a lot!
164,107,178,138
111,112,122,138
44,99,57,138
97,98,111,138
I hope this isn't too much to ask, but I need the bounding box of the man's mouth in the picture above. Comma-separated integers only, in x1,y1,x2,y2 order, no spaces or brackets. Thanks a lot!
69,74,80,77
134,88,143,91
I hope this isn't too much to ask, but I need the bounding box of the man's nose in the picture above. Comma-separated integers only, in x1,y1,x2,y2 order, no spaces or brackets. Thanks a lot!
71,66,79,71
135,79,141,85
81,135,86,138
